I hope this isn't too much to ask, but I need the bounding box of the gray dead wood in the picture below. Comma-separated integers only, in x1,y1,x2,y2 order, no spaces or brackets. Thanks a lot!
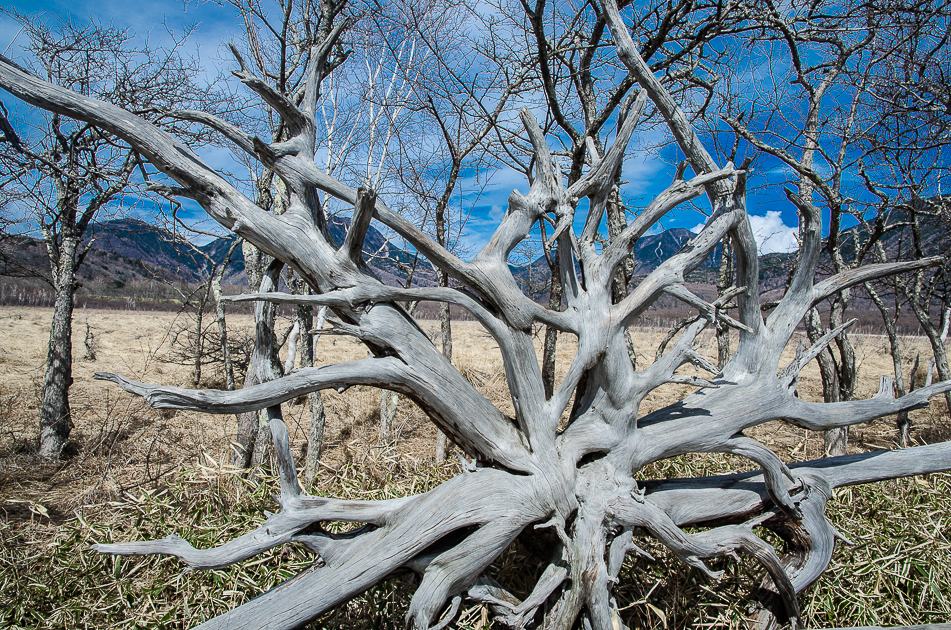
4,4,951,629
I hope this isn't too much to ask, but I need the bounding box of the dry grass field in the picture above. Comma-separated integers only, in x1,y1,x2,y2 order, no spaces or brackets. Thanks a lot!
0,305,949,629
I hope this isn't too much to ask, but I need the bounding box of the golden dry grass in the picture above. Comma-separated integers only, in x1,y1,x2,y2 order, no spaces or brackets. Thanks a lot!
0,305,949,629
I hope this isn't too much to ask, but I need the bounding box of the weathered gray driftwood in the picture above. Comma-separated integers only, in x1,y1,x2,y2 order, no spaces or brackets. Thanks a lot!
3,2,951,628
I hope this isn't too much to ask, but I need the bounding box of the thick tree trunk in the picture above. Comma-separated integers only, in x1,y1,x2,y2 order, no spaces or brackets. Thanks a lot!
828,293,856,456
302,304,326,483
232,251,282,469
807,307,849,456
38,267,76,460
292,301,327,485
380,389,398,441
304,392,326,486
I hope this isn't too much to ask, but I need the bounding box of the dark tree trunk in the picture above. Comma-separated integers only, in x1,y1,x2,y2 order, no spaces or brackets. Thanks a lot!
806,308,847,456
866,283,910,446
38,255,76,460
192,300,205,388
827,292,856,456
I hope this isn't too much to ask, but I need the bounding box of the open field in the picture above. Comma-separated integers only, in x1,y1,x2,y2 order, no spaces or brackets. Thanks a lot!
1,306,950,629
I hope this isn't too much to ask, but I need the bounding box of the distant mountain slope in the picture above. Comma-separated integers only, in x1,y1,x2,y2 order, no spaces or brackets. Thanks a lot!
85,219,210,282
0,215,434,294
2,208,945,310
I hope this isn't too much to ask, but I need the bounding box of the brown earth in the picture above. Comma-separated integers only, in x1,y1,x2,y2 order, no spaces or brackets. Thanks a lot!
0,306,946,517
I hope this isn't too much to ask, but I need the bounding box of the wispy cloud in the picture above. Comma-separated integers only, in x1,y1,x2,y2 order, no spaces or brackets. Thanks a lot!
749,210,798,254
690,211,798,254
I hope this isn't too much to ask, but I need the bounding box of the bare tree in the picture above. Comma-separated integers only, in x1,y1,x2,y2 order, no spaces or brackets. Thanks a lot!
0,14,209,459
158,219,242,390
4,2,951,629
857,8,951,430
715,0,951,455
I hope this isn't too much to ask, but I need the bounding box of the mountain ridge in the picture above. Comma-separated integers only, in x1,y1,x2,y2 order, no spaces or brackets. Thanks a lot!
1,210,945,311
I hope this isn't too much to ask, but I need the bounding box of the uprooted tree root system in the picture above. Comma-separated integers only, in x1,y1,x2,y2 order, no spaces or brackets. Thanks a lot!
1,309,950,629
3,461,951,629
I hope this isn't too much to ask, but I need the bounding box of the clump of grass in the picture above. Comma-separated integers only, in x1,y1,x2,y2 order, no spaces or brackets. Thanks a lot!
1,466,306,629
805,474,951,627
0,455,467,630
3,454,949,629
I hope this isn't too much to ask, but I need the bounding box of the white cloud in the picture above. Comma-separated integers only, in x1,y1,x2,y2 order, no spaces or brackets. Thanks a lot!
689,222,706,234
749,210,798,254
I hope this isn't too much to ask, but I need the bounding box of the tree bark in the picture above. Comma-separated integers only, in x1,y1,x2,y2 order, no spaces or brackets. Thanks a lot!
825,292,856,456
542,249,563,400
304,392,325,486
380,389,398,441
806,308,848,456
300,302,325,486
435,276,452,463
38,236,78,460
232,252,282,470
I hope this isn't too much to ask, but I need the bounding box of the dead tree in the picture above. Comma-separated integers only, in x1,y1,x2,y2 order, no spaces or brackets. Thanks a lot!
4,1,951,628
513,0,749,397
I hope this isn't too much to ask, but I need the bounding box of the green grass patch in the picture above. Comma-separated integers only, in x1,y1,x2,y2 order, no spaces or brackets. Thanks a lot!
2,460,949,629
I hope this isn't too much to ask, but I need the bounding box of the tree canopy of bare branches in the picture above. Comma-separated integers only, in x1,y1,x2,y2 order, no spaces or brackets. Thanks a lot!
0,13,217,459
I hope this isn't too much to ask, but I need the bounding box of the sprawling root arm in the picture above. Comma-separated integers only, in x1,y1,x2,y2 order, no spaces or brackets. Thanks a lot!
95,468,548,630
92,494,412,570
96,342,534,473
94,358,407,414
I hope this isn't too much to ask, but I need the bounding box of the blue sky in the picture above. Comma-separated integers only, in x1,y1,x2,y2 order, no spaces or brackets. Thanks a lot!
1,0,803,255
